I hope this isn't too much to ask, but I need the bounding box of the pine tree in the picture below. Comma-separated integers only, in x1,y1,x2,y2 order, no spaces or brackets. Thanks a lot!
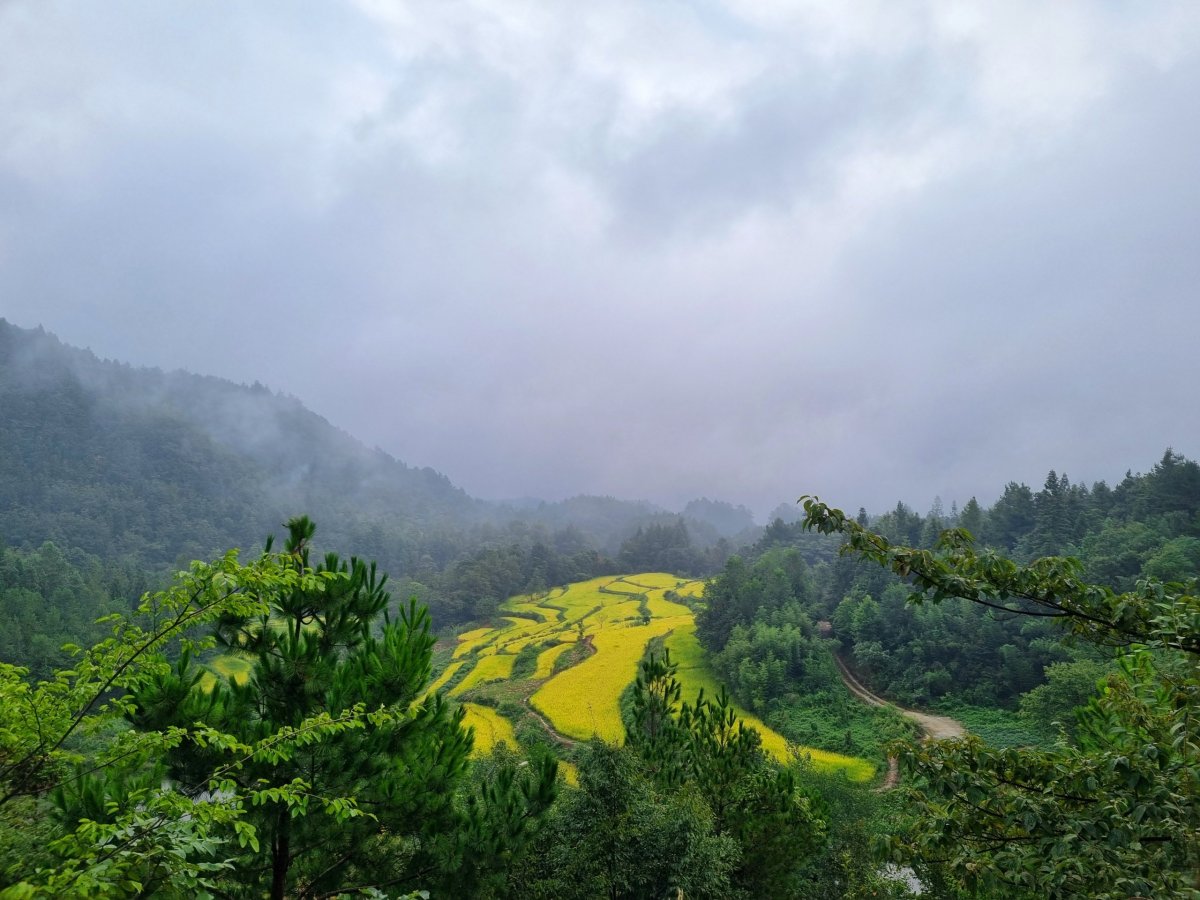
958,495,984,538
5,521,556,896
131,517,476,898
628,650,826,897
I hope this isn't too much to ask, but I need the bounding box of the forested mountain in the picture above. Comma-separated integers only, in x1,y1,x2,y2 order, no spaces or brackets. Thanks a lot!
827,451,1200,707
0,542,152,680
686,454,1200,895
701,449,1200,726
0,320,758,645
5,315,1198,896
681,497,757,539
500,495,665,548
0,321,758,564
0,319,482,566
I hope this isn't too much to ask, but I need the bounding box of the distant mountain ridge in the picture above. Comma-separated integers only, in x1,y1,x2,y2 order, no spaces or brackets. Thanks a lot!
0,319,488,568
0,320,760,573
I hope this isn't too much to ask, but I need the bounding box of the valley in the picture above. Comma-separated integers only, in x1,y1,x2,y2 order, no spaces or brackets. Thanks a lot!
4,315,1199,895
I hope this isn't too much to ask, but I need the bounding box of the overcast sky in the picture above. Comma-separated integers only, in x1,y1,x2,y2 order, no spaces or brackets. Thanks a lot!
3,1,1199,518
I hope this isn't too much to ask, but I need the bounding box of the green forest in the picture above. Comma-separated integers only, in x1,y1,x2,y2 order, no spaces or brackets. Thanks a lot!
2,322,1199,897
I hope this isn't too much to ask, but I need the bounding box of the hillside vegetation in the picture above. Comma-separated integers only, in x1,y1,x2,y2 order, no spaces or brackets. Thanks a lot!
0,319,757,635
0,319,478,569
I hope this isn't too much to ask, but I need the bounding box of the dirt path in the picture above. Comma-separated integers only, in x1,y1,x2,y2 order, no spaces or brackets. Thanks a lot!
833,654,965,790
522,697,579,749
518,635,596,750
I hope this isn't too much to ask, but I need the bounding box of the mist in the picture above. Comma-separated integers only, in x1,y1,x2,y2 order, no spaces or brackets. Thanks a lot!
3,2,1199,517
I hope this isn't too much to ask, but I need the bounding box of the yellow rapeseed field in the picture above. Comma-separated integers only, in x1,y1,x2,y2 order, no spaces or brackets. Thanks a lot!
613,572,680,589
462,703,517,755
505,599,557,621
425,660,464,695
493,618,560,653
530,617,688,742
451,653,517,696
457,626,495,642
213,655,252,683
544,577,620,620
671,579,707,599
437,571,874,784
200,654,253,691
532,642,573,680
645,592,691,618
453,626,499,658
600,582,645,597
583,600,643,633
461,616,544,656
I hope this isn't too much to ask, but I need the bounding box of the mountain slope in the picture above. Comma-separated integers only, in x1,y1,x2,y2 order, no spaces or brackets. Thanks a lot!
0,319,760,593
0,319,482,569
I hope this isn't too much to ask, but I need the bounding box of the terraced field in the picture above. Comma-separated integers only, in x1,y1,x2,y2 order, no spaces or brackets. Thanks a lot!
461,703,517,753
436,573,874,782
199,573,874,783
531,619,680,742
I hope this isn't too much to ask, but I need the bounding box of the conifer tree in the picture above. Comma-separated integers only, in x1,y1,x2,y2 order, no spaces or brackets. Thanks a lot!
628,650,826,897
130,517,480,897
4,520,556,896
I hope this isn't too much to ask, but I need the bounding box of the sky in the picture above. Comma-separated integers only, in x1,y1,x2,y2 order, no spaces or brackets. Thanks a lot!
2,1,1200,519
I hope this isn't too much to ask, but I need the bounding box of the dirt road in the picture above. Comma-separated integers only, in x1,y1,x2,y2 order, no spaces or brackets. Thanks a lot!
833,654,964,789
834,655,965,740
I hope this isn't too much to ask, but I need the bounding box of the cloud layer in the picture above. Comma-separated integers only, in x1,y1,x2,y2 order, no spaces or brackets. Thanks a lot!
3,1,1199,517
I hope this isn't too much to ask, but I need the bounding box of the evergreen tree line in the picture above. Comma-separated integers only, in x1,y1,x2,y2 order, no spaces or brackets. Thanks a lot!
700,449,1200,730
0,318,749,644
798,498,1200,898
0,543,154,681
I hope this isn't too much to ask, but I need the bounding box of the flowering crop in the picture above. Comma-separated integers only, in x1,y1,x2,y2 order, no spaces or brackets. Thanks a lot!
438,572,873,782
502,628,569,654
583,600,643,633
451,653,517,696
200,654,253,691
671,580,706,599
491,617,559,653
530,618,685,742
425,660,464,695
532,643,573,680
544,577,620,621
645,593,691,618
453,626,500,658
508,603,557,622
457,626,494,641
462,702,517,755
613,573,679,589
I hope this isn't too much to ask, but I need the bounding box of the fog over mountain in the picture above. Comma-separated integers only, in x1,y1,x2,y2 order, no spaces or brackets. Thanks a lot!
0,319,755,574
3,3,1199,516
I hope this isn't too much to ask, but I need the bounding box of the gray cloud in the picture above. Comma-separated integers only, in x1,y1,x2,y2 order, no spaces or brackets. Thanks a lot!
3,1,1199,519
